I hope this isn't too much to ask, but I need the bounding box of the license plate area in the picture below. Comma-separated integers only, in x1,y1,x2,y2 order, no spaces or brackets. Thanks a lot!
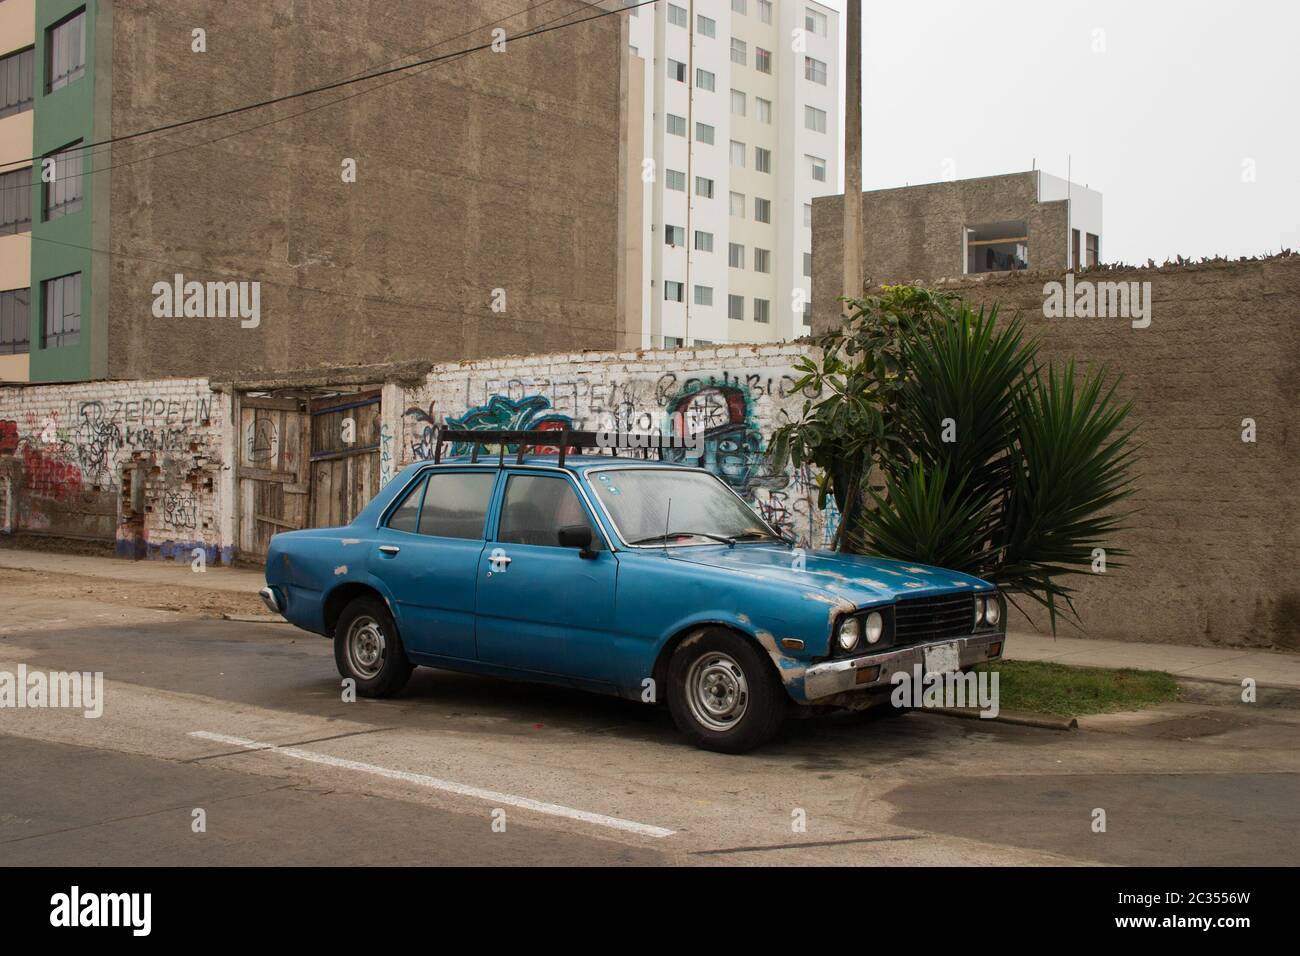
923,642,961,677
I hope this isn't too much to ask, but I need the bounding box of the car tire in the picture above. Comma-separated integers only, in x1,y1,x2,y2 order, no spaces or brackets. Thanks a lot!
334,596,413,698
667,628,787,754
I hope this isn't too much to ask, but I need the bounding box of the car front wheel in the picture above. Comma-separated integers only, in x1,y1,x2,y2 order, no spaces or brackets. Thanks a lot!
334,596,413,698
667,628,787,753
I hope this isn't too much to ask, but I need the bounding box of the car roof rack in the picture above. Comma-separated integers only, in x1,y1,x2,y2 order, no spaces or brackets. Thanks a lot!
431,427,681,469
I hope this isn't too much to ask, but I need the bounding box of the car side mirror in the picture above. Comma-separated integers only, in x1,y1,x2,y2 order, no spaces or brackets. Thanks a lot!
558,524,597,559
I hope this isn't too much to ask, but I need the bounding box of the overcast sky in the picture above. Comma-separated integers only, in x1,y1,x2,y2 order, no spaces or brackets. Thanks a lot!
823,0,1298,265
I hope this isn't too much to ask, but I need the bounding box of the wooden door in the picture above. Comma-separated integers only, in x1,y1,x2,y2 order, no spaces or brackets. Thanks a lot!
237,396,311,561
308,390,382,529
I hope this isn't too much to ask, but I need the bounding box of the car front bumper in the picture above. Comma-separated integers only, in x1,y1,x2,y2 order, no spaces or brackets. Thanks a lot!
802,631,1006,701
258,586,283,615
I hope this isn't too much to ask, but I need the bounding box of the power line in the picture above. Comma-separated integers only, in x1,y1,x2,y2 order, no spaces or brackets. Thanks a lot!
0,0,656,173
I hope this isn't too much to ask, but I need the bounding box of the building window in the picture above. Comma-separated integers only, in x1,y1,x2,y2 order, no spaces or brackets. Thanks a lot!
695,230,713,252
805,56,827,85
694,176,714,199
694,285,713,307
42,272,81,348
803,252,813,277
806,154,826,182
697,14,716,38
806,7,828,37
696,67,715,91
754,248,771,273
731,0,747,13
754,298,770,324
728,243,745,268
667,3,688,28
668,59,686,82
805,105,827,133
730,140,746,168
730,89,746,116
756,97,772,123
0,47,34,118
44,142,84,220
664,280,684,302
1071,228,1081,269
730,38,747,66
695,122,714,145
759,0,774,24
666,113,686,137
729,192,745,218
665,224,685,247
804,203,812,227
727,294,744,321
1086,232,1100,266
754,146,771,173
0,287,29,355
967,221,1029,274
0,166,32,235
47,8,86,92
665,168,686,191
755,48,772,74
754,197,771,223
664,335,684,347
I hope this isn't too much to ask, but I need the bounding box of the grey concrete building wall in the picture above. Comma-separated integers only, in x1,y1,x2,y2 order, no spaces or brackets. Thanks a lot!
811,171,1068,326
813,254,1300,650
106,1,627,380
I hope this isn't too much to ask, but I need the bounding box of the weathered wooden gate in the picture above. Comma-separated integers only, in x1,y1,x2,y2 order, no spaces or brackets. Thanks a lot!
308,390,381,529
236,395,311,561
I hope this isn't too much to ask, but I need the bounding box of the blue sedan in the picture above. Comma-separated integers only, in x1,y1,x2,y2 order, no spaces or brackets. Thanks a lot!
261,438,1006,753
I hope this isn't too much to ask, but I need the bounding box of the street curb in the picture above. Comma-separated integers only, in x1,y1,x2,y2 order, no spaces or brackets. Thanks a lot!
921,707,1079,731
221,613,290,625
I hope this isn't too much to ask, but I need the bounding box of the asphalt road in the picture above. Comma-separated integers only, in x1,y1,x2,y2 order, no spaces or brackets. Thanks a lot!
2,581,1298,866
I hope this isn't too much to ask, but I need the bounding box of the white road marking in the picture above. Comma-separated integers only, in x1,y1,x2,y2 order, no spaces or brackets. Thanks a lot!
189,731,675,839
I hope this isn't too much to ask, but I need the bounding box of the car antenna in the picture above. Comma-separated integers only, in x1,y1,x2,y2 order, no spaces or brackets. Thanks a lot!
663,497,672,557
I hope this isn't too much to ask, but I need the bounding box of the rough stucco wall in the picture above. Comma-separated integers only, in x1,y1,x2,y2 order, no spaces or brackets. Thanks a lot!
0,379,230,562
107,0,624,380
811,172,1068,326
392,344,837,549
813,255,1300,650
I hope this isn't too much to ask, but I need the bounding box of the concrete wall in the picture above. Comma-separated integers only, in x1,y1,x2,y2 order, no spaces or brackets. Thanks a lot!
0,376,230,561
811,254,1300,650
105,0,628,380
811,171,1070,323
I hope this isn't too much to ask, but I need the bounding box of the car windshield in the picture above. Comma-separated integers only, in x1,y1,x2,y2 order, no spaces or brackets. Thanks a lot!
587,468,781,545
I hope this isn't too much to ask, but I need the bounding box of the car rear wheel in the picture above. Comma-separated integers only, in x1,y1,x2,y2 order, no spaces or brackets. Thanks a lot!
334,596,413,698
667,628,787,753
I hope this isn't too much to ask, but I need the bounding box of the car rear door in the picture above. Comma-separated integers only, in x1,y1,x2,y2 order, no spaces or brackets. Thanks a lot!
369,468,498,661
474,470,619,685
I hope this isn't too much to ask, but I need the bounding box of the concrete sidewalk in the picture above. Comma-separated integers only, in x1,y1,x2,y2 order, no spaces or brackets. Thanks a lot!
1006,631,1300,690
4,546,1299,689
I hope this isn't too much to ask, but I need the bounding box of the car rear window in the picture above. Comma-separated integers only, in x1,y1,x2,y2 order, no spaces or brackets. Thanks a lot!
417,472,496,539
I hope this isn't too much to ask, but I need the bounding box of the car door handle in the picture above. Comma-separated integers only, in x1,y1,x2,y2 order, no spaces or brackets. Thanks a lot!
378,545,400,555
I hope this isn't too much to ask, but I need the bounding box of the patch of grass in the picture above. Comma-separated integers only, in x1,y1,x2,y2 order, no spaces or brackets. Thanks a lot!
973,660,1178,718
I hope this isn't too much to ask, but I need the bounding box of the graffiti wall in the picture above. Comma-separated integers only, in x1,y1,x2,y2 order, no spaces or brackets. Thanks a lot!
0,380,231,563
395,344,836,547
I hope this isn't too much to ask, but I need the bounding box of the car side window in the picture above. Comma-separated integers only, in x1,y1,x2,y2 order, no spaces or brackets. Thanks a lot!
498,475,601,549
385,476,427,533
417,472,496,540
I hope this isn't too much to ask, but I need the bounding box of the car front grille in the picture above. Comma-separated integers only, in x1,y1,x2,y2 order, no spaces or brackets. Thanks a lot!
893,592,976,645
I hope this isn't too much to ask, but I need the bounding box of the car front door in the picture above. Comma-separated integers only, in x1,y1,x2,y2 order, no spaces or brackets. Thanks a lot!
369,468,498,661
474,470,619,685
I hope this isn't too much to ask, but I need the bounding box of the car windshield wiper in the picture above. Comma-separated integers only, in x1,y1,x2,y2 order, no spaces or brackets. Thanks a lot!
732,530,782,541
631,531,736,546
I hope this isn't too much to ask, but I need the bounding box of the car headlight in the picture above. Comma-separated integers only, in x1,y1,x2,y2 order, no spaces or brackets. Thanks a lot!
838,616,862,651
984,595,1001,627
864,611,883,644
974,596,987,629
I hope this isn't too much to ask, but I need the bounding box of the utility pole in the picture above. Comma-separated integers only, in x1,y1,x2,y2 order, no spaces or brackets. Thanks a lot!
842,0,863,313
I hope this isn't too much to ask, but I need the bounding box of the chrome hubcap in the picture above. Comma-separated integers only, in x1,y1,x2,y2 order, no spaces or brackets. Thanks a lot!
686,652,749,731
347,616,386,680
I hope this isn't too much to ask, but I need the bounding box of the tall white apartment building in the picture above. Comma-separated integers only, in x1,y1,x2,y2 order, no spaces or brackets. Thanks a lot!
626,0,840,347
